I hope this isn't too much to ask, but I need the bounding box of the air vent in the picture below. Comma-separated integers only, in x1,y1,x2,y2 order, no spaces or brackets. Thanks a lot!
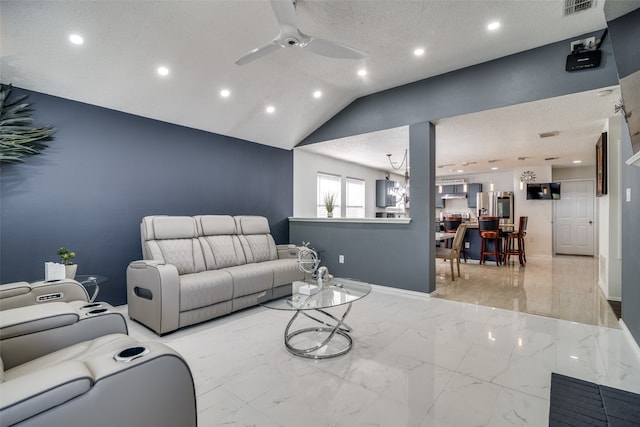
517,157,529,161
563,0,595,16
545,157,559,161
488,159,498,163
539,131,559,138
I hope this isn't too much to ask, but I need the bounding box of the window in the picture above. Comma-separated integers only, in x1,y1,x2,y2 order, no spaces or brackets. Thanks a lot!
317,173,341,217
346,178,365,218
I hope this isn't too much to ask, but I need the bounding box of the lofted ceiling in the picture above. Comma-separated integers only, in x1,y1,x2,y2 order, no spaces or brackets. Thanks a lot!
298,85,622,177
0,0,624,153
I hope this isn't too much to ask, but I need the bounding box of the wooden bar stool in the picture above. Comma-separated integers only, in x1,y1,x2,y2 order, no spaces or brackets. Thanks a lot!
504,216,528,266
478,216,501,266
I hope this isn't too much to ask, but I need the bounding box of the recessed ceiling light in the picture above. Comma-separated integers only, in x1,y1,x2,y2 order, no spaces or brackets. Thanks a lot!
157,66,169,76
413,47,425,56
220,89,230,98
487,21,501,31
491,167,499,170
69,34,84,45
573,160,582,164
539,131,559,138
266,105,275,114
313,90,322,98
357,69,367,77
457,169,464,173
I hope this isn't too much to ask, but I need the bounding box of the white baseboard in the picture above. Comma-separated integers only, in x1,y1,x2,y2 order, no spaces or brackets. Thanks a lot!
619,319,640,362
370,283,431,299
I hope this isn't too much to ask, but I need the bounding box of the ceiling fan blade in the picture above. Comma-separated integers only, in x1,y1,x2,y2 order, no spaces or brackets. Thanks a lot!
270,0,298,32
306,37,368,59
235,42,281,66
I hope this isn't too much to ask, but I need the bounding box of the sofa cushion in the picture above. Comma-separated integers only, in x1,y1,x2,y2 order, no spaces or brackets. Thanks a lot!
224,264,274,298
262,259,305,287
235,216,270,235
195,215,237,236
199,235,246,270
238,234,278,263
144,216,198,240
179,270,234,312
146,239,206,275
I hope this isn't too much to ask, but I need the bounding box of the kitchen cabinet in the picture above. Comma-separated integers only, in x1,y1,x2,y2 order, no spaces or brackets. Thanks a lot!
435,187,444,208
467,183,482,208
376,180,397,207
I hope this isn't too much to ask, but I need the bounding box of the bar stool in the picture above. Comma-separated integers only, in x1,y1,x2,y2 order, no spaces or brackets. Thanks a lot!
443,217,467,261
504,216,528,266
478,216,501,266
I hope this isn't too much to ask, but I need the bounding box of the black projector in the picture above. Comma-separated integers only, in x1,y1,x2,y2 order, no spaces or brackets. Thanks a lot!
566,50,602,72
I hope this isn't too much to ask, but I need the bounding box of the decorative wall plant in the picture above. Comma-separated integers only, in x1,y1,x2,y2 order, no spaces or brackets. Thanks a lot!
0,84,55,164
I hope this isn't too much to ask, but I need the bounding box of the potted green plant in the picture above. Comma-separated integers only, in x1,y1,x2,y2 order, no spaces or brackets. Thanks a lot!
57,247,77,279
324,193,336,218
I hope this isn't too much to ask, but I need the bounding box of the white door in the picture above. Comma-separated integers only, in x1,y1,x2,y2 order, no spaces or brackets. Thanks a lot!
554,180,595,256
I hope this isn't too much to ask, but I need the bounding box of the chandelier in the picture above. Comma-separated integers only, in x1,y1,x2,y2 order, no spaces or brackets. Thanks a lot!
386,149,410,205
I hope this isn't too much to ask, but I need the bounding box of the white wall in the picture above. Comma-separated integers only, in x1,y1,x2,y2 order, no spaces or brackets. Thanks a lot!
512,165,554,257
553,166,595,180
293,149,403,217
598,116,622,300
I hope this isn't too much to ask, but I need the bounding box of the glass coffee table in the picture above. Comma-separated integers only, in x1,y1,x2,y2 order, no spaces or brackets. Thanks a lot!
258,278,372,359
75,275,108,302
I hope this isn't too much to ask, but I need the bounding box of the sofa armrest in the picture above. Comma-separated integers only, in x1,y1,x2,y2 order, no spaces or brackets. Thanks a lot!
126,261,180,335
276,244,301,260
0,279,89,311
1,302,128,370
0,302,78,340
0,361,93,426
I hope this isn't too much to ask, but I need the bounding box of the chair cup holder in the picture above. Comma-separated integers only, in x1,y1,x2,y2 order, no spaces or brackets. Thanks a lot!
86,308,108,315
81,303,102,309
114,346,150,363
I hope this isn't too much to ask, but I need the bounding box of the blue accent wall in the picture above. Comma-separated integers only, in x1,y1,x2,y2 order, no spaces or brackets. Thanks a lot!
0,88,293,305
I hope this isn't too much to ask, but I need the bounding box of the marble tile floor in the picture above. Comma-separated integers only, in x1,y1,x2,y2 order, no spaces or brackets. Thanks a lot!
114,287,640,426
433,254,620,328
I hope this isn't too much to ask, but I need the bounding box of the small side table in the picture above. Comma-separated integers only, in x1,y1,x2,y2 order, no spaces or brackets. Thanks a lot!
75,275,108,302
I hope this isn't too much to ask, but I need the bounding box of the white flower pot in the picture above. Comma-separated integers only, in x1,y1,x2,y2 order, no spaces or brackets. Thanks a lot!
65,264,78,279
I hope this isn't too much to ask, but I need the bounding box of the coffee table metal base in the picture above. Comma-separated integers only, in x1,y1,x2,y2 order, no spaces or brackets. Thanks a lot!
284,305,354,359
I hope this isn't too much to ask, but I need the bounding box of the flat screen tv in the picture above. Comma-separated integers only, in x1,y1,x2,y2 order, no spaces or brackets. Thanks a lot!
526,183,561,200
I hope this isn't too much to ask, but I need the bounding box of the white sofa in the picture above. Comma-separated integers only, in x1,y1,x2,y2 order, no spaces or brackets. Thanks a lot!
126,215,304,334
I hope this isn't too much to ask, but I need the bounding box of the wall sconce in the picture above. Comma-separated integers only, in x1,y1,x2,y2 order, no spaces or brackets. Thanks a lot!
463,183,468,192
438,184,443,193
489,181,494,191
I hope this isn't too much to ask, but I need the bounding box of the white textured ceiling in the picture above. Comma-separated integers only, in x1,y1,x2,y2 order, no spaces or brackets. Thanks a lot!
0,0,615,151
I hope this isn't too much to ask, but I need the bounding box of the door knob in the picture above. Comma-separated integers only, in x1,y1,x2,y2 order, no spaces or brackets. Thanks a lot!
589,220,593,224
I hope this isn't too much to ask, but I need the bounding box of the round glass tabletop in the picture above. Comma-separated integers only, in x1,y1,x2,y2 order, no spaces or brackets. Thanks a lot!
258,278,371,311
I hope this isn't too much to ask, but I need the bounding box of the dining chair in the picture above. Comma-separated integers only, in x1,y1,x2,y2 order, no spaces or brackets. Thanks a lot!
435,224,467,281
443,217,467,261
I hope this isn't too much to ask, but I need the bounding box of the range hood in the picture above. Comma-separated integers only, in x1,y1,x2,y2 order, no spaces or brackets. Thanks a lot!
441,193,467,199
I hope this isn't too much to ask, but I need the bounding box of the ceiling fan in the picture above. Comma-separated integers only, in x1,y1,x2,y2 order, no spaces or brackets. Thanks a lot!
235,0,368,66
